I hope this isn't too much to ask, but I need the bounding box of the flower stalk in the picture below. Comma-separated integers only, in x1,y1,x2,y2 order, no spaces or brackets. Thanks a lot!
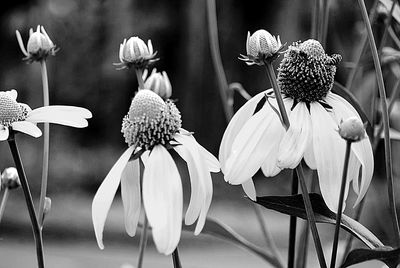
0,188,9,225
330,140,352,268
135,68,145,89
172,247,182,268
8,131,44,268
288,171,298,268
136,216,149,268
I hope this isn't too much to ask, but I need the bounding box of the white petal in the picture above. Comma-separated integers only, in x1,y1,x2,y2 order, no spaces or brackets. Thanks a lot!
11,121,42,138
27,106,91,128
142,145,182,255
92,146,134,249
304,134,317,170
120,159,141,237
324,92,360,123
15,30,29,57
278,103,311,169
349,152,361,195
0,125,9,141
219,90,267,173
310,103,347,212
197,143,220,173
242,179,256,201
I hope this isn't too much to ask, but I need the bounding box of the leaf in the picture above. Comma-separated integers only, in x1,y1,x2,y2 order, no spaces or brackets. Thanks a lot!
255,193,384,249
341,247,400,268
182,217,284,268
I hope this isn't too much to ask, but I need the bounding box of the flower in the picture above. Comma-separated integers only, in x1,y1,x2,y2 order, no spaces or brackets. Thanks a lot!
220,39,374,212
16,25,57,62
1,167,20,190
92,89,219,255
143,68,172,100
114,36,158,70
339,117,366,142
239,29,283,65
0,89,92,140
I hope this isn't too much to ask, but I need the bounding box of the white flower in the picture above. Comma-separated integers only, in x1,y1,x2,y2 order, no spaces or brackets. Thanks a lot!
115,36,158,70
16,25,57,62
0,89,92,141
92,89,219,255
220,40,374,212
143,68,172,99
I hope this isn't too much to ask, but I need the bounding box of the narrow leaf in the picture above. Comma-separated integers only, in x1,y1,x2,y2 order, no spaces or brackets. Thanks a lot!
341,247,400,268
255,193,383,249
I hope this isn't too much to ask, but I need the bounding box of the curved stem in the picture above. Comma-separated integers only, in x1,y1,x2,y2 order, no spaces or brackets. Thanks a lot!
172,247,183,268
8,132,44,268
136,215,149,268
38,60,50,228
264,61,327,268
358,0,400,246
0,188,9,226
288,170,298,268
135,68,145,89
330,141,352,268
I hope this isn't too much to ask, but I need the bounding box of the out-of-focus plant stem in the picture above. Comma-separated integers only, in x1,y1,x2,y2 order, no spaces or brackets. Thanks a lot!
172,247,182,268
8,131,44,268
135,69,145,89
312,0,321,39
330,141,352,268
358,0,400,246
287,170,298,268
38,60,49,229
0,188,9,225
388,26,400,48
379,0,396,55
264,62,327,268
136,216,149,268
321,0,330,47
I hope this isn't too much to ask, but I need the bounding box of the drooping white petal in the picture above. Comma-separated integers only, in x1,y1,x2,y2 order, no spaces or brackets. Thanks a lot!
324,92,361,123
92,146,135,249
278,102,312,169
120,159,141,237
197,143,220,173
310,102,347,212
242,179,256,201
11,121,42,138
0,125,9,141
349,152,361,195
219,90,268,172
26,106,91,128
142,145,182,255
304,133,317,169
15,30,29,57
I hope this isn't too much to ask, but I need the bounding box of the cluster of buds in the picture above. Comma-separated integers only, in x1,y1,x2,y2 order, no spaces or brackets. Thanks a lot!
143,68,172,100
338,117,366,142
16,25,57,63
115,37,158,70
1,167,20,190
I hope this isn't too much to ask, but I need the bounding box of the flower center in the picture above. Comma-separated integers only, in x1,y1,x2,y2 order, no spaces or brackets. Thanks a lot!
121,89,181,150
277,39,341,103
0,93,27,126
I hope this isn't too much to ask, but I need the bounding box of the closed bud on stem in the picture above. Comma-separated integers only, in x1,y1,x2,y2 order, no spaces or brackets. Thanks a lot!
1,167,21,190
143,69,172,99
115,36,158,70
338,117,366,142
42,197,52,223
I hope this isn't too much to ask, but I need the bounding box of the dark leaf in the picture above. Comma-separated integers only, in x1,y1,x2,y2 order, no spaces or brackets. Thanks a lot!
341,247,400,268
255,193,383,249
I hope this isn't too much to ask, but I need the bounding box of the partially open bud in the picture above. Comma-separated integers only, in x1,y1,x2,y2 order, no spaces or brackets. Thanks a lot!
115,36,158,70
1,167,21,190
143,69,172,99
16,25,57,63
338,117,366,142
239,30,283,65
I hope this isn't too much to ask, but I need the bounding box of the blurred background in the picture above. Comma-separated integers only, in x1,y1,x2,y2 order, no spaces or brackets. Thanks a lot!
0,0,398,267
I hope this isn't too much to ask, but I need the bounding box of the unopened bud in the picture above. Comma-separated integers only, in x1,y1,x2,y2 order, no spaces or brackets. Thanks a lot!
43,197,52,217
338,117,366,142
116,36,158,70
143,69,172,99
1,167,21,190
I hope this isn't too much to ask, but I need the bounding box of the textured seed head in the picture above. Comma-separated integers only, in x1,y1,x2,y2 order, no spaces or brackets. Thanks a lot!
122,90,181,150
0,91,28,126
277,39,342,103
338,117,366,142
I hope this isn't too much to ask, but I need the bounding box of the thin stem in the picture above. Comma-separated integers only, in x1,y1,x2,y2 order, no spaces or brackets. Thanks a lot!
358,0,400,246
0,188,10,226
8,132,44,268
264,61,327,268
378,0,396,55
135,68,145,89
330,141,352,268
321,0,330,47
288,170,299,268
206,0,234,121
136,215,149,268
172,247,182,268
313,0,321,40
388,26,400,49
38,60,50,228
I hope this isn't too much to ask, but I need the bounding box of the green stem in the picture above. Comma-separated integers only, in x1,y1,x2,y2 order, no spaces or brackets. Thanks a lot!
206,0,233,121
172,247,182,268
8,132,44,268
288,171,298,268
136,215,149,268
357,0,400,246
135,68,145,89
264,61,327,268
38,60,50,228
330,141,352,268
0,188,9,226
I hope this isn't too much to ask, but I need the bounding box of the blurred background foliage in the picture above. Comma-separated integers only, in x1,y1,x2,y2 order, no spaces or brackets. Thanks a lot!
0,0,399,255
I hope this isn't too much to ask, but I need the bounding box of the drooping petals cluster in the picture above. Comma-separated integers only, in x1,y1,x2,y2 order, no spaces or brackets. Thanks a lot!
143,68,172,100
221,39,374,212
0,89,92,141
115,37,158,70
16,25,57,62
92,89,219,255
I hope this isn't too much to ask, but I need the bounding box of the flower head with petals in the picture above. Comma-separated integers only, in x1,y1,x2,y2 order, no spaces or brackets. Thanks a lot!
0,89,92,141
220,39,374,213
143,68,172,100
92,89,219,255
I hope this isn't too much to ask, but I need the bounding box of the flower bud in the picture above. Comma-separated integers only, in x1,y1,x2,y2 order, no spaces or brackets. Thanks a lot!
115,36,158,70
1,167,21,190
338,117,366,142
239,30,283,65
43,197,52,218
143,69,172,99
